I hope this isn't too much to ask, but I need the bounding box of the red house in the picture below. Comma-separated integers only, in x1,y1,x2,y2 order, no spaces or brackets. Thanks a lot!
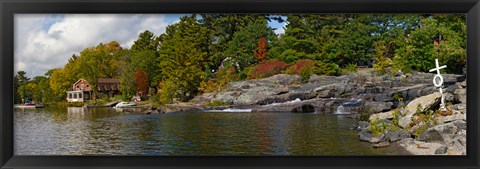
67,78,121,102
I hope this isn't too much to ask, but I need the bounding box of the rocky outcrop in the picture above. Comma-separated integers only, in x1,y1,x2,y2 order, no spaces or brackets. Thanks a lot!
191,71,465,115
358,79,467,155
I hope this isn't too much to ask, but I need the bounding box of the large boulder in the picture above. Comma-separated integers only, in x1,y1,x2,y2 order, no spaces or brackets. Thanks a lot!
373,141,391,148
451,120,467,131
191,92,216,104
403,92,441,116
373,93,394,102
436,113,466,124
385,129,411,142
233,91,276,105
364,101,393,113
399,115,413,129
417,123,458,145
313,84,336,98
435,145,448,154
399,138,446,155
454,88,466,104
369,110,394,122
359,130,385,143
215,91,240,104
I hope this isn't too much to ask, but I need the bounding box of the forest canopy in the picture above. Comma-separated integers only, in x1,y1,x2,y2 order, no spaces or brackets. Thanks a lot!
14,14,466,105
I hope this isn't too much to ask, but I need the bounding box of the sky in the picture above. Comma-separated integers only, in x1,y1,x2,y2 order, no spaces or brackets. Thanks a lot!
14,14,286,78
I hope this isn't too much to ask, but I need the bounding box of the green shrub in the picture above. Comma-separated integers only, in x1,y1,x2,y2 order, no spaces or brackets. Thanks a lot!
314,61,340,76
413,125,427,138
392,93,404,102
206,100,230,107
200,67,238,93
358,103,373,122
159,80,176,104
341,63,358,74
369,119,401,136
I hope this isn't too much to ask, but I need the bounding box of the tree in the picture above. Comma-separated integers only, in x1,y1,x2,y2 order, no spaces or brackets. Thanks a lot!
76,41,127,100
274,14,348,64
198,14,271,74
393,16,465,74
159,15,209,103
254,37,268,63
16,71,30,85
14,71,30,103
134,69,149,98
131,30,159,52
224,19,276,71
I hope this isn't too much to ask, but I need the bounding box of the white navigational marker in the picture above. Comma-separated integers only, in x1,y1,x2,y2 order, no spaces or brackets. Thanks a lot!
429,59,447,111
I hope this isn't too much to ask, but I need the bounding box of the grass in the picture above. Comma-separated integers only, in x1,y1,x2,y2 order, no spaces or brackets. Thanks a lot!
369,119,401,136
358,103,373,122
206,100,230,107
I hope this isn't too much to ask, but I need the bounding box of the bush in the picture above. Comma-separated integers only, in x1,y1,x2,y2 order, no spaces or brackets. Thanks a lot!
341,63,358,75
206,100,230,107
285,59,316,81
200,66,238,94
358,103,373,122
247,60,288,79
101,94,110,103
373,41,393,75
159,80,176,104
369,119,400,136
314,61,340,76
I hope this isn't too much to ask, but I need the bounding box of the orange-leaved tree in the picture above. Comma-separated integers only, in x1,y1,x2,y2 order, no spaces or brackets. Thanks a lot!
134,69,149,97
254,37,268,63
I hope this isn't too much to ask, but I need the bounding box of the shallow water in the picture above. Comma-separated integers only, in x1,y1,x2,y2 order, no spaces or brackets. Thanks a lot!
14,107,407,156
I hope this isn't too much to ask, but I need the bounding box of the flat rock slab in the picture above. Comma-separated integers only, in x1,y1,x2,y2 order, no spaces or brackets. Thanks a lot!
369,110,395,121
404,92,441,116
399,139,445,155
373,141,391,148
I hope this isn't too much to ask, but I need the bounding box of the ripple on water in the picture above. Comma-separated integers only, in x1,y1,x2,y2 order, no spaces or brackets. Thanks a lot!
15,107,406,156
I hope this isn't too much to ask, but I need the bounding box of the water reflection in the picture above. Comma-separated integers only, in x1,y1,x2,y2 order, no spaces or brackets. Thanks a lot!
14,108,406,156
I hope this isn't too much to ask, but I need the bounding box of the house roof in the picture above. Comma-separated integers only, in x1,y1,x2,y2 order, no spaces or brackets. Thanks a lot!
98,78,120,83
73,78,88,86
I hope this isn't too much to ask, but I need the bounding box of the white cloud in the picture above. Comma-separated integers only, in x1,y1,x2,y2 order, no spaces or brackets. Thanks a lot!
14,14,171,77
274,26,285,35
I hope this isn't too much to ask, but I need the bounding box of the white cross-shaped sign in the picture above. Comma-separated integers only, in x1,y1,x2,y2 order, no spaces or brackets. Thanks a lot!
429,59,447,111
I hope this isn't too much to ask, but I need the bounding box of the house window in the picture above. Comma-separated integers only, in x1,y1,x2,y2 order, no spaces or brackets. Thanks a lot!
68,93,72,99
73,93,77,99
79,93,83,98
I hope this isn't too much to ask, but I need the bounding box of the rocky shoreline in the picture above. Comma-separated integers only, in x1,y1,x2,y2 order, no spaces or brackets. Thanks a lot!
158,70,466,155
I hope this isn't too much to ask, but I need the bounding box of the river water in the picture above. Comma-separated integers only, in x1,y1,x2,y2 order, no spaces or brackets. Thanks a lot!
14,107,406,156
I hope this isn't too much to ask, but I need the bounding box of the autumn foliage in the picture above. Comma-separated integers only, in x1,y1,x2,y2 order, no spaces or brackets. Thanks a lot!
254,37,268,63
285,59,317,80
134,69,149,97
247,60,288,79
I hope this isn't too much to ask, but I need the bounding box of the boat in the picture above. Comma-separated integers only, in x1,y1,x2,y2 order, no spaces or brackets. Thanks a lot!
114,101,137,108
14,104,45,108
